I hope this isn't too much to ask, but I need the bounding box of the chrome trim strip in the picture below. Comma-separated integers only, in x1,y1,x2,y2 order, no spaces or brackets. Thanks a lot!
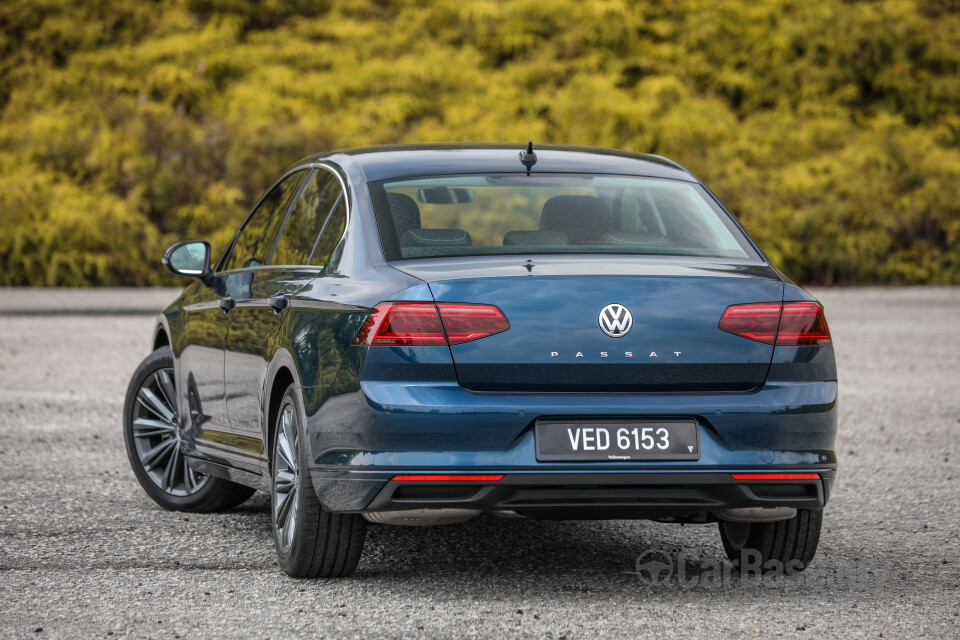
183,301,220,312
287,300,366,313
233,298,272,309
217,265,324,275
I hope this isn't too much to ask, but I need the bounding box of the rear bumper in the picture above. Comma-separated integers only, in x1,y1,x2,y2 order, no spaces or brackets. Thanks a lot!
303,378,838,514
313,470,835,520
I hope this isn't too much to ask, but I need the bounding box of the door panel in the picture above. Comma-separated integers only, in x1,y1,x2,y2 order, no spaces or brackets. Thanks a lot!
211,169,310,469
176,281,229,454
222,167,345,459
224,269,318,459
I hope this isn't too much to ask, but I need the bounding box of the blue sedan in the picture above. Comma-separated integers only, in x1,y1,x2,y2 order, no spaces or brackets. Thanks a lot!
123,143,837,578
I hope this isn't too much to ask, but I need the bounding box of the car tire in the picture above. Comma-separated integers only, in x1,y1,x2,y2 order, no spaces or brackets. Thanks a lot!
718,508,822,573
271,384,366,578
123,346,256,512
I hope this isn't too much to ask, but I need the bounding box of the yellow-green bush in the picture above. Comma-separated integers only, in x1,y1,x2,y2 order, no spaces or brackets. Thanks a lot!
1,0,959,285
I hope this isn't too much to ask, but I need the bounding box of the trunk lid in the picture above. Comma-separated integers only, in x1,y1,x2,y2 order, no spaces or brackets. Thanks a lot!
392,256,784,393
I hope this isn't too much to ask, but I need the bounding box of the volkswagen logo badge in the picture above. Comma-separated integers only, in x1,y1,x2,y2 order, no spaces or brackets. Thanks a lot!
599,303,633,338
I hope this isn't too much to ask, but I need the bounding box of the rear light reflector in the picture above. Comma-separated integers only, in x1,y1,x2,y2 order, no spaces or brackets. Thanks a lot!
391,474,505,482
352,301,509,347
731,473,820,481
719,302,831,346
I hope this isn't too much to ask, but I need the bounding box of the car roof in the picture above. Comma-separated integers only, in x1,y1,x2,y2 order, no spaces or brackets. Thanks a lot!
297,143,697,183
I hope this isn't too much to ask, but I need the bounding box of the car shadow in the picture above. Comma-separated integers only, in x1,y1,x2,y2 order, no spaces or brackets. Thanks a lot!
174,497,933,602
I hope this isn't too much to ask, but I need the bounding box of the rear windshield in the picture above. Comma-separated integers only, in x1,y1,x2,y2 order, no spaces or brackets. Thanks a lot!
370,174,758,261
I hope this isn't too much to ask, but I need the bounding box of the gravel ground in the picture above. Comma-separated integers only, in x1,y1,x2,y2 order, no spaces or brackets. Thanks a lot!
0,286,958,639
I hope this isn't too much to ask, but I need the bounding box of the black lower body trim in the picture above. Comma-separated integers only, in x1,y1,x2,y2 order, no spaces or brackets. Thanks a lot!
314,471,831,520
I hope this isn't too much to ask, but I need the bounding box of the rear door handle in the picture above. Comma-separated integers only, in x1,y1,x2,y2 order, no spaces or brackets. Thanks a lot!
268,292,288,312
218,295,235,312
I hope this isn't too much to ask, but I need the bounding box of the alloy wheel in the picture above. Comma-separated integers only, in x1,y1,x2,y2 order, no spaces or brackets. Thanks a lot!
130,366,207,497
273,403,300,554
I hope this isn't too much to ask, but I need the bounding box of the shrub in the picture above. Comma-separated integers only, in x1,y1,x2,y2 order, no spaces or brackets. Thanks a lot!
1,0,958,285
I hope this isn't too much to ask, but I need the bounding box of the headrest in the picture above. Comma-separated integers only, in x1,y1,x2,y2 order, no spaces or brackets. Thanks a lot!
400,229,472,247
387,192,422,237
540,195,613,234
502,230,569,246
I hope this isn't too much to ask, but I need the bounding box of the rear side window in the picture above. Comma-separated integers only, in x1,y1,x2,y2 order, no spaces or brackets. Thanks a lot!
271,169,342,266
310,197,347,267
223,170,307,271
371,174,757,261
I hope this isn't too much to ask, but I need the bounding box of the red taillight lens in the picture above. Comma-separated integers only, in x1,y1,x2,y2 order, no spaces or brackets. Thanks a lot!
437,303,510,345
776,302,832,345
352,302,446,346
719,302,831,346
731,473,820,481
391,474,504,482
352,302,509,347
717,303,782,344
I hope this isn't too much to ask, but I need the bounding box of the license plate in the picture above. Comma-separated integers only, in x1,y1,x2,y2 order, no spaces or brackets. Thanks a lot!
535,419,700,461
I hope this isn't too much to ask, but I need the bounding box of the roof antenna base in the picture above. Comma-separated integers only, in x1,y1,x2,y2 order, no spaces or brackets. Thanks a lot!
519,141,537,174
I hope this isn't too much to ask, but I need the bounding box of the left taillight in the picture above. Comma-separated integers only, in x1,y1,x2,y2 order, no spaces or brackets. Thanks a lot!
436,303,511,345
719,301,831,346
352,301,509,347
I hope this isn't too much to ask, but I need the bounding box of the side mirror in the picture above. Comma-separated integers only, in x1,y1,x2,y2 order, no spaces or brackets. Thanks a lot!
163,241,212,284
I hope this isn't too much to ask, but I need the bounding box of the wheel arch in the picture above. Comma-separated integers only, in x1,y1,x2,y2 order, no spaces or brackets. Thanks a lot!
153,325,170,351
263,348,304,473
153,305,180,354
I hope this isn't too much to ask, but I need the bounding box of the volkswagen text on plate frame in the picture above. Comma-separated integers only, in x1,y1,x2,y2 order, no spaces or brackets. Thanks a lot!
123,144,838,579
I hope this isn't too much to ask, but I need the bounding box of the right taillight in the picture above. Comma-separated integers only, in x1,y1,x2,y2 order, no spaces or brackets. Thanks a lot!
719,301,831,346
776,302,832,345
352,301,509,347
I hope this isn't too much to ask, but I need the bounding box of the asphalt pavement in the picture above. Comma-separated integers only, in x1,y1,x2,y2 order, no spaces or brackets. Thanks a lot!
1,286,958,639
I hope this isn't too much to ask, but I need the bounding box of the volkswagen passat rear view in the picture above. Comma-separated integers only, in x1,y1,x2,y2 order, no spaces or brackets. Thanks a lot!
123,144,837,578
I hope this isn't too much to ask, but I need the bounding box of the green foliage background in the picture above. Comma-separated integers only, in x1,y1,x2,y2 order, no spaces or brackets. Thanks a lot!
1,0,959,286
